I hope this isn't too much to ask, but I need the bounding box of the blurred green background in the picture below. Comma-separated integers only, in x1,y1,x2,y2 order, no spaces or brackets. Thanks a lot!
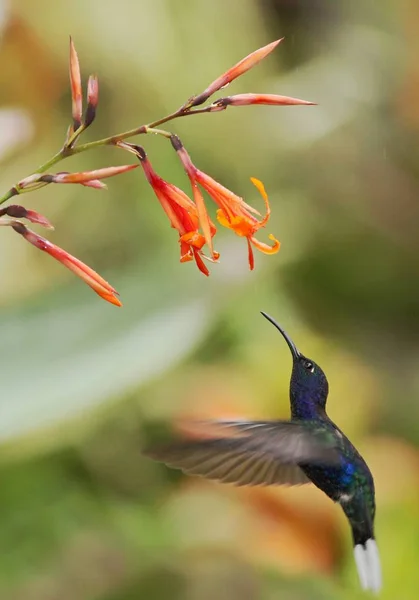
0,0,418,598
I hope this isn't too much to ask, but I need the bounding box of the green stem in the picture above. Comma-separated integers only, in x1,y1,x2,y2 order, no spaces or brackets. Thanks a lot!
0,103,212,207
71,107,210,155
33,150,66,174
144,127,172,138
0,188,18,206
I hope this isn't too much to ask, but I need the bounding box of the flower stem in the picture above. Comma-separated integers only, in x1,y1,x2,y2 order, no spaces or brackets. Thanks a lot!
0,103,212,207
34,150,66,174
0,187,18,205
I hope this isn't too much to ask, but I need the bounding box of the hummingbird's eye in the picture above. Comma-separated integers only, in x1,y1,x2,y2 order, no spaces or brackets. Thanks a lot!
303,360,315,373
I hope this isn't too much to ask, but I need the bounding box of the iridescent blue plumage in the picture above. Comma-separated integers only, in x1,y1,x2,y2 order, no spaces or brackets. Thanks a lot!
260,312,380,592
145,312,381,593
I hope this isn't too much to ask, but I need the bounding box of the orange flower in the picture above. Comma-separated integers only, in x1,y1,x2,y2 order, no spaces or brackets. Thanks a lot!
11,222,121,306
172,136,280,270
124,144,218,276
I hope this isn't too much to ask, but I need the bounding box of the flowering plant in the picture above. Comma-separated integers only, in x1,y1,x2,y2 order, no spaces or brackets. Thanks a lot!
0,38,314,305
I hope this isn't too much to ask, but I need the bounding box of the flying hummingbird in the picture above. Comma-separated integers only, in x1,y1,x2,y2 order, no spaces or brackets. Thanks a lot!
145,312,381,593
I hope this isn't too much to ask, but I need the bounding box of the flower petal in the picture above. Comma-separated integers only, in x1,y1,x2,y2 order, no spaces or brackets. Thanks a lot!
250,233,281,255
247,237,255,271
250,177,271,228
216,209,254,237
190,182,214,256
192,248,210,276
196,170,260,218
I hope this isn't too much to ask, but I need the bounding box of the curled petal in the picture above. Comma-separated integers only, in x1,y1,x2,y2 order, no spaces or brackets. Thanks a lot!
250,234,281,255
250,177,271,227
250,177,268,200
191,39,283,107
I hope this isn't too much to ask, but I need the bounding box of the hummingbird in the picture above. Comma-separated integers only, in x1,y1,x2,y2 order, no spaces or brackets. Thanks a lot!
145,312,381,593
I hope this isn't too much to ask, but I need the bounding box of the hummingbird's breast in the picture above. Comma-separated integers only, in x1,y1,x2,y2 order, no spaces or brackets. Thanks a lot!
300,448,374,504
300,463,349,501
300,418,370,496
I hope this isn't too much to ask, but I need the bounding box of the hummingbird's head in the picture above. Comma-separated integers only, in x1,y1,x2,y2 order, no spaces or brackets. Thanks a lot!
261,312,329,414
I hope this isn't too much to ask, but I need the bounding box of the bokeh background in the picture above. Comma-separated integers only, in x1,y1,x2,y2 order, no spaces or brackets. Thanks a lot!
0,0,418,598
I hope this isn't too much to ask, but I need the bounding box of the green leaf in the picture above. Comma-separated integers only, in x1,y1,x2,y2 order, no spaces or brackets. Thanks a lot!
0,261,212,454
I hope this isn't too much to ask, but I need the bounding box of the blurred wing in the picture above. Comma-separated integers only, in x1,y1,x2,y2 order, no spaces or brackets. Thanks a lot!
144,419,339,487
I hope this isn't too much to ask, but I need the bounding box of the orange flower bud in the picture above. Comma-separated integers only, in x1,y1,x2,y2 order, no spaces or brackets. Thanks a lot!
191,39,283,107
211,93,316,109
84,74,99,127
12,222,121,306
69,36,83,129
41,164,138,185
0,205,53,229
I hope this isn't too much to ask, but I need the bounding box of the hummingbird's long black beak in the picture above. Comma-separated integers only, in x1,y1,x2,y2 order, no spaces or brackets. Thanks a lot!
260,312,301,360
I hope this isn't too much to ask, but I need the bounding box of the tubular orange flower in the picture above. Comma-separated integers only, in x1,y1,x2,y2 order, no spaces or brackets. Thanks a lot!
191,39,283,107
12,222,121,306
123,144,218,276
171,136,280,270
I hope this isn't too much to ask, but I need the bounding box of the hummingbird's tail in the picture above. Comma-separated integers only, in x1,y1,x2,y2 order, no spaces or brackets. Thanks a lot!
352,527,382,594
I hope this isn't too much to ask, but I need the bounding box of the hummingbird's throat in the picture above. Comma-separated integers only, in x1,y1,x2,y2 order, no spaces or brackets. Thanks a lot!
290,388,326,420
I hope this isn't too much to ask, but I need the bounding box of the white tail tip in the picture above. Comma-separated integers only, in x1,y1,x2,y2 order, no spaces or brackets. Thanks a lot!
354,539,382,594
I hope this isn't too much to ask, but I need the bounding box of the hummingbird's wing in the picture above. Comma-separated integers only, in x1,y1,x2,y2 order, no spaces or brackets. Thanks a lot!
144,419,339,487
